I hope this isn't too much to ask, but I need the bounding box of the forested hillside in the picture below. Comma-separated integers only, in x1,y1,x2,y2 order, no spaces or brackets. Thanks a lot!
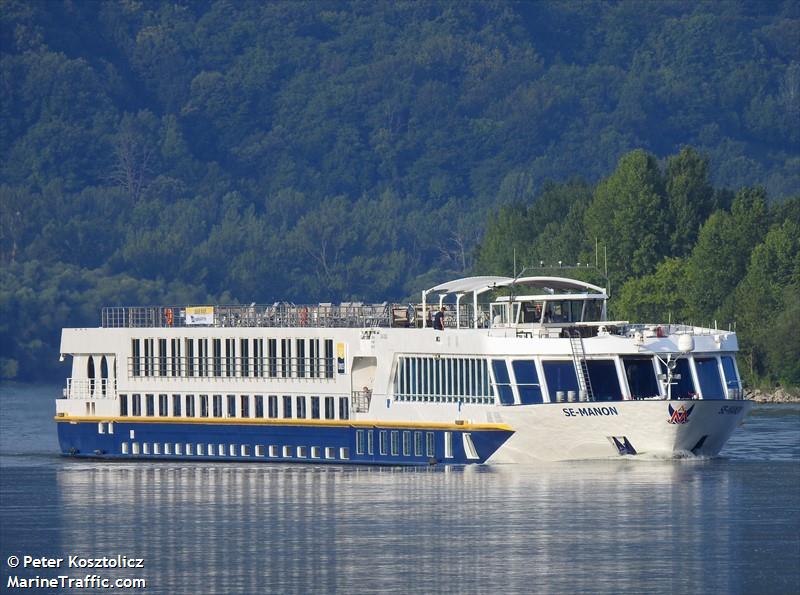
1,1,798,382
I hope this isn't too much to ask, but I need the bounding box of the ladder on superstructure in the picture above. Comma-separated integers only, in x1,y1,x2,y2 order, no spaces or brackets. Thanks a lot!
569,330,594,401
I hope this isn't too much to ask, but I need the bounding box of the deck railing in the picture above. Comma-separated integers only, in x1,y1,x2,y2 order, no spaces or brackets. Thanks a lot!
102,303,394,329
63,378,116,399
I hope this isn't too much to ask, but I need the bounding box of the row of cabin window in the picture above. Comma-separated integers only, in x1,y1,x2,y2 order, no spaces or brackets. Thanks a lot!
395,357,492,401
489,355,741,404
130,338,335,379
118,393,349,420
120,441,349,460
355,429,444,458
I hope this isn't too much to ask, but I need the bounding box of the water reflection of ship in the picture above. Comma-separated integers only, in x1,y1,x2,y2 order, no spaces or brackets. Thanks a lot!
55,462,739,593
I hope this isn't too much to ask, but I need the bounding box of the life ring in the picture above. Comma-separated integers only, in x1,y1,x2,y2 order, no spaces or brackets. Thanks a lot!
165,308,174,327
299,306,309,326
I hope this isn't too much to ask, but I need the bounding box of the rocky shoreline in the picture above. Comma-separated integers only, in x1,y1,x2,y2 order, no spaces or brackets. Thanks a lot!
745,388,800,404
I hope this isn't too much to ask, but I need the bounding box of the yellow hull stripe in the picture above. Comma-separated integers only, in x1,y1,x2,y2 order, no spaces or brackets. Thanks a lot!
54,415,513,432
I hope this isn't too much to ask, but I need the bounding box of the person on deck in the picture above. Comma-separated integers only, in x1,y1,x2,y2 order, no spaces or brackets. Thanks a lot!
433,306,446,331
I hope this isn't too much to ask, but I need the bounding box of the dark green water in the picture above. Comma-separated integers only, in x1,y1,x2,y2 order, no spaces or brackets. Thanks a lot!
1,383,798,594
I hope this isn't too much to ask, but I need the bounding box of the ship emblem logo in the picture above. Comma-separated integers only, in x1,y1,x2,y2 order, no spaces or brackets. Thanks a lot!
667,404,695,424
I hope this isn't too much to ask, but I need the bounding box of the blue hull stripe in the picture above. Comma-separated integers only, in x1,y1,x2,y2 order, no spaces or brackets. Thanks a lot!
57,421,513,466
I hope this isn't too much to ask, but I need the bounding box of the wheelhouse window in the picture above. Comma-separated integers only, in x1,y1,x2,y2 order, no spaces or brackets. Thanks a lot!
721,356,741,397
623,357,660,399
695,357,725,399
586,360,622,402
511,360,543,404
659,359,696,399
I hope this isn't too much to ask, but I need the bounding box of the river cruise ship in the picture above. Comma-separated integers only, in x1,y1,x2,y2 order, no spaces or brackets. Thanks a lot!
55,276,752,465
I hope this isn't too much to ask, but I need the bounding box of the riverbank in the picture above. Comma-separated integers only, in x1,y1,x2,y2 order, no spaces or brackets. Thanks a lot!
747,387,800,404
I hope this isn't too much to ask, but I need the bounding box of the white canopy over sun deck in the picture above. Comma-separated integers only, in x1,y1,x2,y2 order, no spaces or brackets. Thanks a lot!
421,275,608,328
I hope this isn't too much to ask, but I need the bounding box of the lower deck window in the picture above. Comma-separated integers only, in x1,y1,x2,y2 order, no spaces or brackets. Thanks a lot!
586,360,622,402
542,362,579,401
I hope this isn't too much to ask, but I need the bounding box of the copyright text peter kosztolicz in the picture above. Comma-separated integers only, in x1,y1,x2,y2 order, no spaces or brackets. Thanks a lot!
5,554,147,590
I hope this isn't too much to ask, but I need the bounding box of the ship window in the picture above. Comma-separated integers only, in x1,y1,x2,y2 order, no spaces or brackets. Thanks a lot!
324,339,334,378
255,445,264,457
211,339,221,377
229,444,236,456
226,338,235,377
108,422,114,434
255,395,264,418
252,338,263,377
185,394,195,417
122,442,129,454
240,338,249,377
269,445,278,457
158,394,168,416
119,394,128,416
175,443,182,455
132,394,141,416
586,360,622,402
297,446,307,458
426,432,435,457
721,356,740,392
379,431,388,455
339,397,349,420
98,422,105,434
213,394,222,417
658,359,696,399
153,442,159,454
296,396,306,419
196,443,204,455
227,394,236,417
200,394,209,417
310,446,320,459
207,443,214,456
444,432,453,458
185,443,193,455
391,431,399,456
340,447,349,460
184,338,194,377
356,430,365,454
145,394,155,416
281,339,291,378
198,339,208,377
268,339,277,377
695,357,725,400
325,447,335,459
414,432,423,456
542,362,579,399
491,360,515,405
310,396,320,418
131,339,141,377
403,431,411,456
268,395,278,418
172,394,181,417
218,444,225,456
296,339,305,378
158,338,167,376
241,395,250,418
367,430,374,455
512,360,543,404
623,357,660,399
171,338,181,376
144,339,153,376
282,395,292,418
241,445,250,456
310,339,319,378
325,397,335,419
